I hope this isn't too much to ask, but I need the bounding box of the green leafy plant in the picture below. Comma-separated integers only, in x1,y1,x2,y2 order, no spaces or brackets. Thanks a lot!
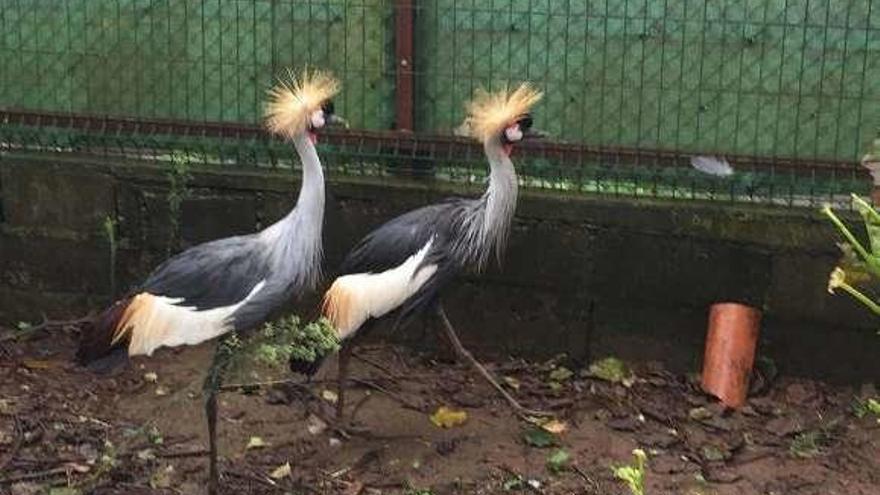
852,397,880,419
502,476,524,490
789,430,825,458
102,215,118,298
403,485,433,495
232,315,340,370
823,194,880,324
588,356,635,386
546,448,571,474
523,426,557,448
612,449,647,495
165,152,193,255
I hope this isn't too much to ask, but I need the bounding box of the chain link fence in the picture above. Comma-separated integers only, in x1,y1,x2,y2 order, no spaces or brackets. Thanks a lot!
1,0,878,207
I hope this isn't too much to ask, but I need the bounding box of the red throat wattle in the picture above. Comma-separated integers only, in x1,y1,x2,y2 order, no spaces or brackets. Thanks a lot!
503,144,514,156
308,131,318,144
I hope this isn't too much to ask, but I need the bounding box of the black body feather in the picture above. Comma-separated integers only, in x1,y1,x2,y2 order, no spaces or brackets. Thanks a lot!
140,235,271,311
336,197,483,326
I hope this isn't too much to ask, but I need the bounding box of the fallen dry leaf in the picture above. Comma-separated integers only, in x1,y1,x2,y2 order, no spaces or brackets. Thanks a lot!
269,462,291,479
503,376,521,390
246,436,268,450
429,406,468,428
21,358,56,370
64,462,91,474
136,449,156,461
321,389,339,404
341,480,364,495
150,465,175,489
306,414,328,435
549,366,573,382
588,357,635,387
540,419,568,434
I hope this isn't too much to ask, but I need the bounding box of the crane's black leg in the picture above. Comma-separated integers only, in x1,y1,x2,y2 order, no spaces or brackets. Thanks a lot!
334,320,376,430
336,343,352,421
203,334,235,495
435,304,550,418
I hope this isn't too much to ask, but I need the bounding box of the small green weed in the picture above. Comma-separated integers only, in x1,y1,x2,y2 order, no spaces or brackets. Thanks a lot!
852,397,880,419
546,448,571,474
523,426,556,448
612,448,647,495
790,431,825,458
102,215,118,297
823,194,880,329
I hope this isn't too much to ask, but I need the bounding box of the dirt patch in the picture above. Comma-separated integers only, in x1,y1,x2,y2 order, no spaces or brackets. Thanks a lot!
1,325,878,495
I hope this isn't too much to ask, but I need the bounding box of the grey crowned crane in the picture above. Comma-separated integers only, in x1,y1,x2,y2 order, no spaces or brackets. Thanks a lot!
291,84,546,420
76,68,343,494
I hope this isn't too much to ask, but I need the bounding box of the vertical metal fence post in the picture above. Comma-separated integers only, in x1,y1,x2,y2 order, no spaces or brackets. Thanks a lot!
395,0,415,132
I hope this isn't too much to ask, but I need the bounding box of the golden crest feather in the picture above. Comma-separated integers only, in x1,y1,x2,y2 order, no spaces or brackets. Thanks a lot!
264,68,340,139
461,83,543,143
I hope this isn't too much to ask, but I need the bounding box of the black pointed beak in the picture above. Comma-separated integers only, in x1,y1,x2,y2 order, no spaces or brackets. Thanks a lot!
523,128,549,140
326,114,349,129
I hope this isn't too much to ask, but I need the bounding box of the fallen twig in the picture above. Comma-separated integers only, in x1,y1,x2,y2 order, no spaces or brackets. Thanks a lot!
352,350,397,379
498,465,544,495
219,378,317,392
219,372,441,393
571,463,602,494
349,393,374,423
349,378,424,412
0,416,23,473
225,468,286,492
156,449,210,459
0,466,70,484
0,314,93,343
303,402,354,440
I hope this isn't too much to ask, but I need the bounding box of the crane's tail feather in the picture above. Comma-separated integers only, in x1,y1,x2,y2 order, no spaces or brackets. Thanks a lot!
322,241,440,341
322,279,361,340
76,296,135,368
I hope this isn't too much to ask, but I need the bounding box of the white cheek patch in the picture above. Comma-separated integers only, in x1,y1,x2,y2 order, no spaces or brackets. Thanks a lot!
504,125,523,142
310,110,325,129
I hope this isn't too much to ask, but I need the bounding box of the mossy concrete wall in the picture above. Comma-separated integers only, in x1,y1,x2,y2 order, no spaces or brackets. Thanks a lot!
2,153,877,381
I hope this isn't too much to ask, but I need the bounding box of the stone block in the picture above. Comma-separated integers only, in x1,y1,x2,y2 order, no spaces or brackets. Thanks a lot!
0,233,110,295
1,164,114,234
180,194,257,245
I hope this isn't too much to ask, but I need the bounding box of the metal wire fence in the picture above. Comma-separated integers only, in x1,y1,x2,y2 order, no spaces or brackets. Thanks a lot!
1,0,878,207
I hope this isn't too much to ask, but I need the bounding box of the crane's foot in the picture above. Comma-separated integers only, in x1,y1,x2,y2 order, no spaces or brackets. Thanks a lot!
304,401,371,438
286,345,370,439
435,305,552,420
333,418,372,438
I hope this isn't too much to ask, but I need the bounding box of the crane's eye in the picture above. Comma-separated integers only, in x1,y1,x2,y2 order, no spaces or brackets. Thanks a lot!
321,100,335,116
517,114,533,131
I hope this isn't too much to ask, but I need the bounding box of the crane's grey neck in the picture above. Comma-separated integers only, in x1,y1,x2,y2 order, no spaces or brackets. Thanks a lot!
462,139,518,270
259,132,325,289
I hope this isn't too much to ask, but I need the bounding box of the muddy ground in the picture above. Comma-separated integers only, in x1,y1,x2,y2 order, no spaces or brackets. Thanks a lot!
0,324,878,495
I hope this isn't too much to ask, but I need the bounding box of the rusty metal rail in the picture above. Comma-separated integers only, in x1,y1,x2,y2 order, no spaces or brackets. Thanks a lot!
0,109,862,178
